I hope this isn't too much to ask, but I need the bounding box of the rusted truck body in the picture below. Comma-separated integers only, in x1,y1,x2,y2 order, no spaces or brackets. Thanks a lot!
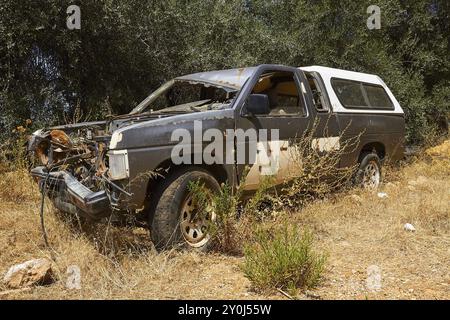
28,64,405,250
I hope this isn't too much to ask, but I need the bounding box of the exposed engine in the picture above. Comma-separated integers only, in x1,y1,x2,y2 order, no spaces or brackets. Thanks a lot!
29,127,109,188
27,124,114,220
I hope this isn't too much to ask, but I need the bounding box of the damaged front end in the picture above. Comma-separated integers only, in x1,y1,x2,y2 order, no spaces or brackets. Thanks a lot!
28,125,114,220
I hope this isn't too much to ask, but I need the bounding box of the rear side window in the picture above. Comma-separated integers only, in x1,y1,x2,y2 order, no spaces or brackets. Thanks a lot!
363,84,393,109
331,78,393,110
331,79,368,108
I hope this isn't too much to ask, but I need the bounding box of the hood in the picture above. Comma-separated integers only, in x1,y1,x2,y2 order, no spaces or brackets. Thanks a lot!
110,108,235,150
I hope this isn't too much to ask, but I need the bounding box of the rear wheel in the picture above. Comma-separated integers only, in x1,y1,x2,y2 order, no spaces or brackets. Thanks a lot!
355,153,381,190
149,168,220,251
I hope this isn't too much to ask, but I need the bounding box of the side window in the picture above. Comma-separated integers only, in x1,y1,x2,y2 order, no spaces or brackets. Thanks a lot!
363,84,393,109
251,71,307,116
331,79,368,108
331,78,394,110
305,72,329,112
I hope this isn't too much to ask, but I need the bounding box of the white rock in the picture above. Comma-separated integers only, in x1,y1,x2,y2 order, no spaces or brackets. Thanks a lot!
377,192,388,198
3,258,53,289
404,223,416,232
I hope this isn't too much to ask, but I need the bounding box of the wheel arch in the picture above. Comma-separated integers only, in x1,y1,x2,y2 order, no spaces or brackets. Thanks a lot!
358,141,386,162
144,159,229,218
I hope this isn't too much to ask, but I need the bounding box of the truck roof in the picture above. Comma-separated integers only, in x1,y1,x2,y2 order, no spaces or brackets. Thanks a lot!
178,65,385,89
300,66,384,85
176,65,403,114
175,67,256,90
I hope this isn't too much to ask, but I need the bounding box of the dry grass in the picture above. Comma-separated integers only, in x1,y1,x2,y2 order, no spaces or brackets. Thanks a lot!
0,139,449,299
279,139,450,299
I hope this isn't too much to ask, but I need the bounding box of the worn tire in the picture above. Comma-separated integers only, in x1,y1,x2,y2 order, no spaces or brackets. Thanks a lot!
150,168,220,251
355,152,382,189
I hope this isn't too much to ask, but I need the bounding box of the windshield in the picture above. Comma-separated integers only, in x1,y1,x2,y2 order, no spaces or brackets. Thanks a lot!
130,80,238,114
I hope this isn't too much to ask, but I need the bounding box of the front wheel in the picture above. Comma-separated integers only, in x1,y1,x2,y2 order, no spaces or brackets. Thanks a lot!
355,153,382,190
150,168,220,251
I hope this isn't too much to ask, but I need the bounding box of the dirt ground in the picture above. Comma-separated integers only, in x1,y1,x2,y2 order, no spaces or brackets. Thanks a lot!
0,140,448,300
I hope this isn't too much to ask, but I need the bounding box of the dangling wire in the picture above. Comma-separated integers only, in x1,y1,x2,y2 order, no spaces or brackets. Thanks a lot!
39,166,59,261
39,170,51,249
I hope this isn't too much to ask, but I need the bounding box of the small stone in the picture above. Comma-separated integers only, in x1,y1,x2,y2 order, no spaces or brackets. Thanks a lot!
404,223,416,232
377,192,388,198
3,258,53,289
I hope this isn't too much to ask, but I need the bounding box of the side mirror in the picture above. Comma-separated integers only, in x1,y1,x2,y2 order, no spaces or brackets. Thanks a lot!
242,94,270,117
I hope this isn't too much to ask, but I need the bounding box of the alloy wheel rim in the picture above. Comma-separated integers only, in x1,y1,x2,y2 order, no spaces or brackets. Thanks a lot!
179,194,215,247
362,160,380,189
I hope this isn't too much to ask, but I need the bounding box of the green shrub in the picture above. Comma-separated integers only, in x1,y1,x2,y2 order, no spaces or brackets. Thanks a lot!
242,225,327,295
188,179,246,255
210,182,242,254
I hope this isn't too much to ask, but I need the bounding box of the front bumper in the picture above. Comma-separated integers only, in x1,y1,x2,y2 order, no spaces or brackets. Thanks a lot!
31,166,111,218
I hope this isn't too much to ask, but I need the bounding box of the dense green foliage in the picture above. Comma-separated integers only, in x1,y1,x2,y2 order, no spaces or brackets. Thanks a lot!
1,0,449,143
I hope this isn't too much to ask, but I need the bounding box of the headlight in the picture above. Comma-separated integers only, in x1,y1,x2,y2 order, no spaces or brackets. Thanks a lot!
108,150,129,180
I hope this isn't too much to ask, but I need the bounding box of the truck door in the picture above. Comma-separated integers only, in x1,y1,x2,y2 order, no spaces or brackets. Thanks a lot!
303,71,341,161
233,65,313,190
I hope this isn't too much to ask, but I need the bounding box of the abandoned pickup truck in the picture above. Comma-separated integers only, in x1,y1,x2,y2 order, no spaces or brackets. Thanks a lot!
28,64,405,250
